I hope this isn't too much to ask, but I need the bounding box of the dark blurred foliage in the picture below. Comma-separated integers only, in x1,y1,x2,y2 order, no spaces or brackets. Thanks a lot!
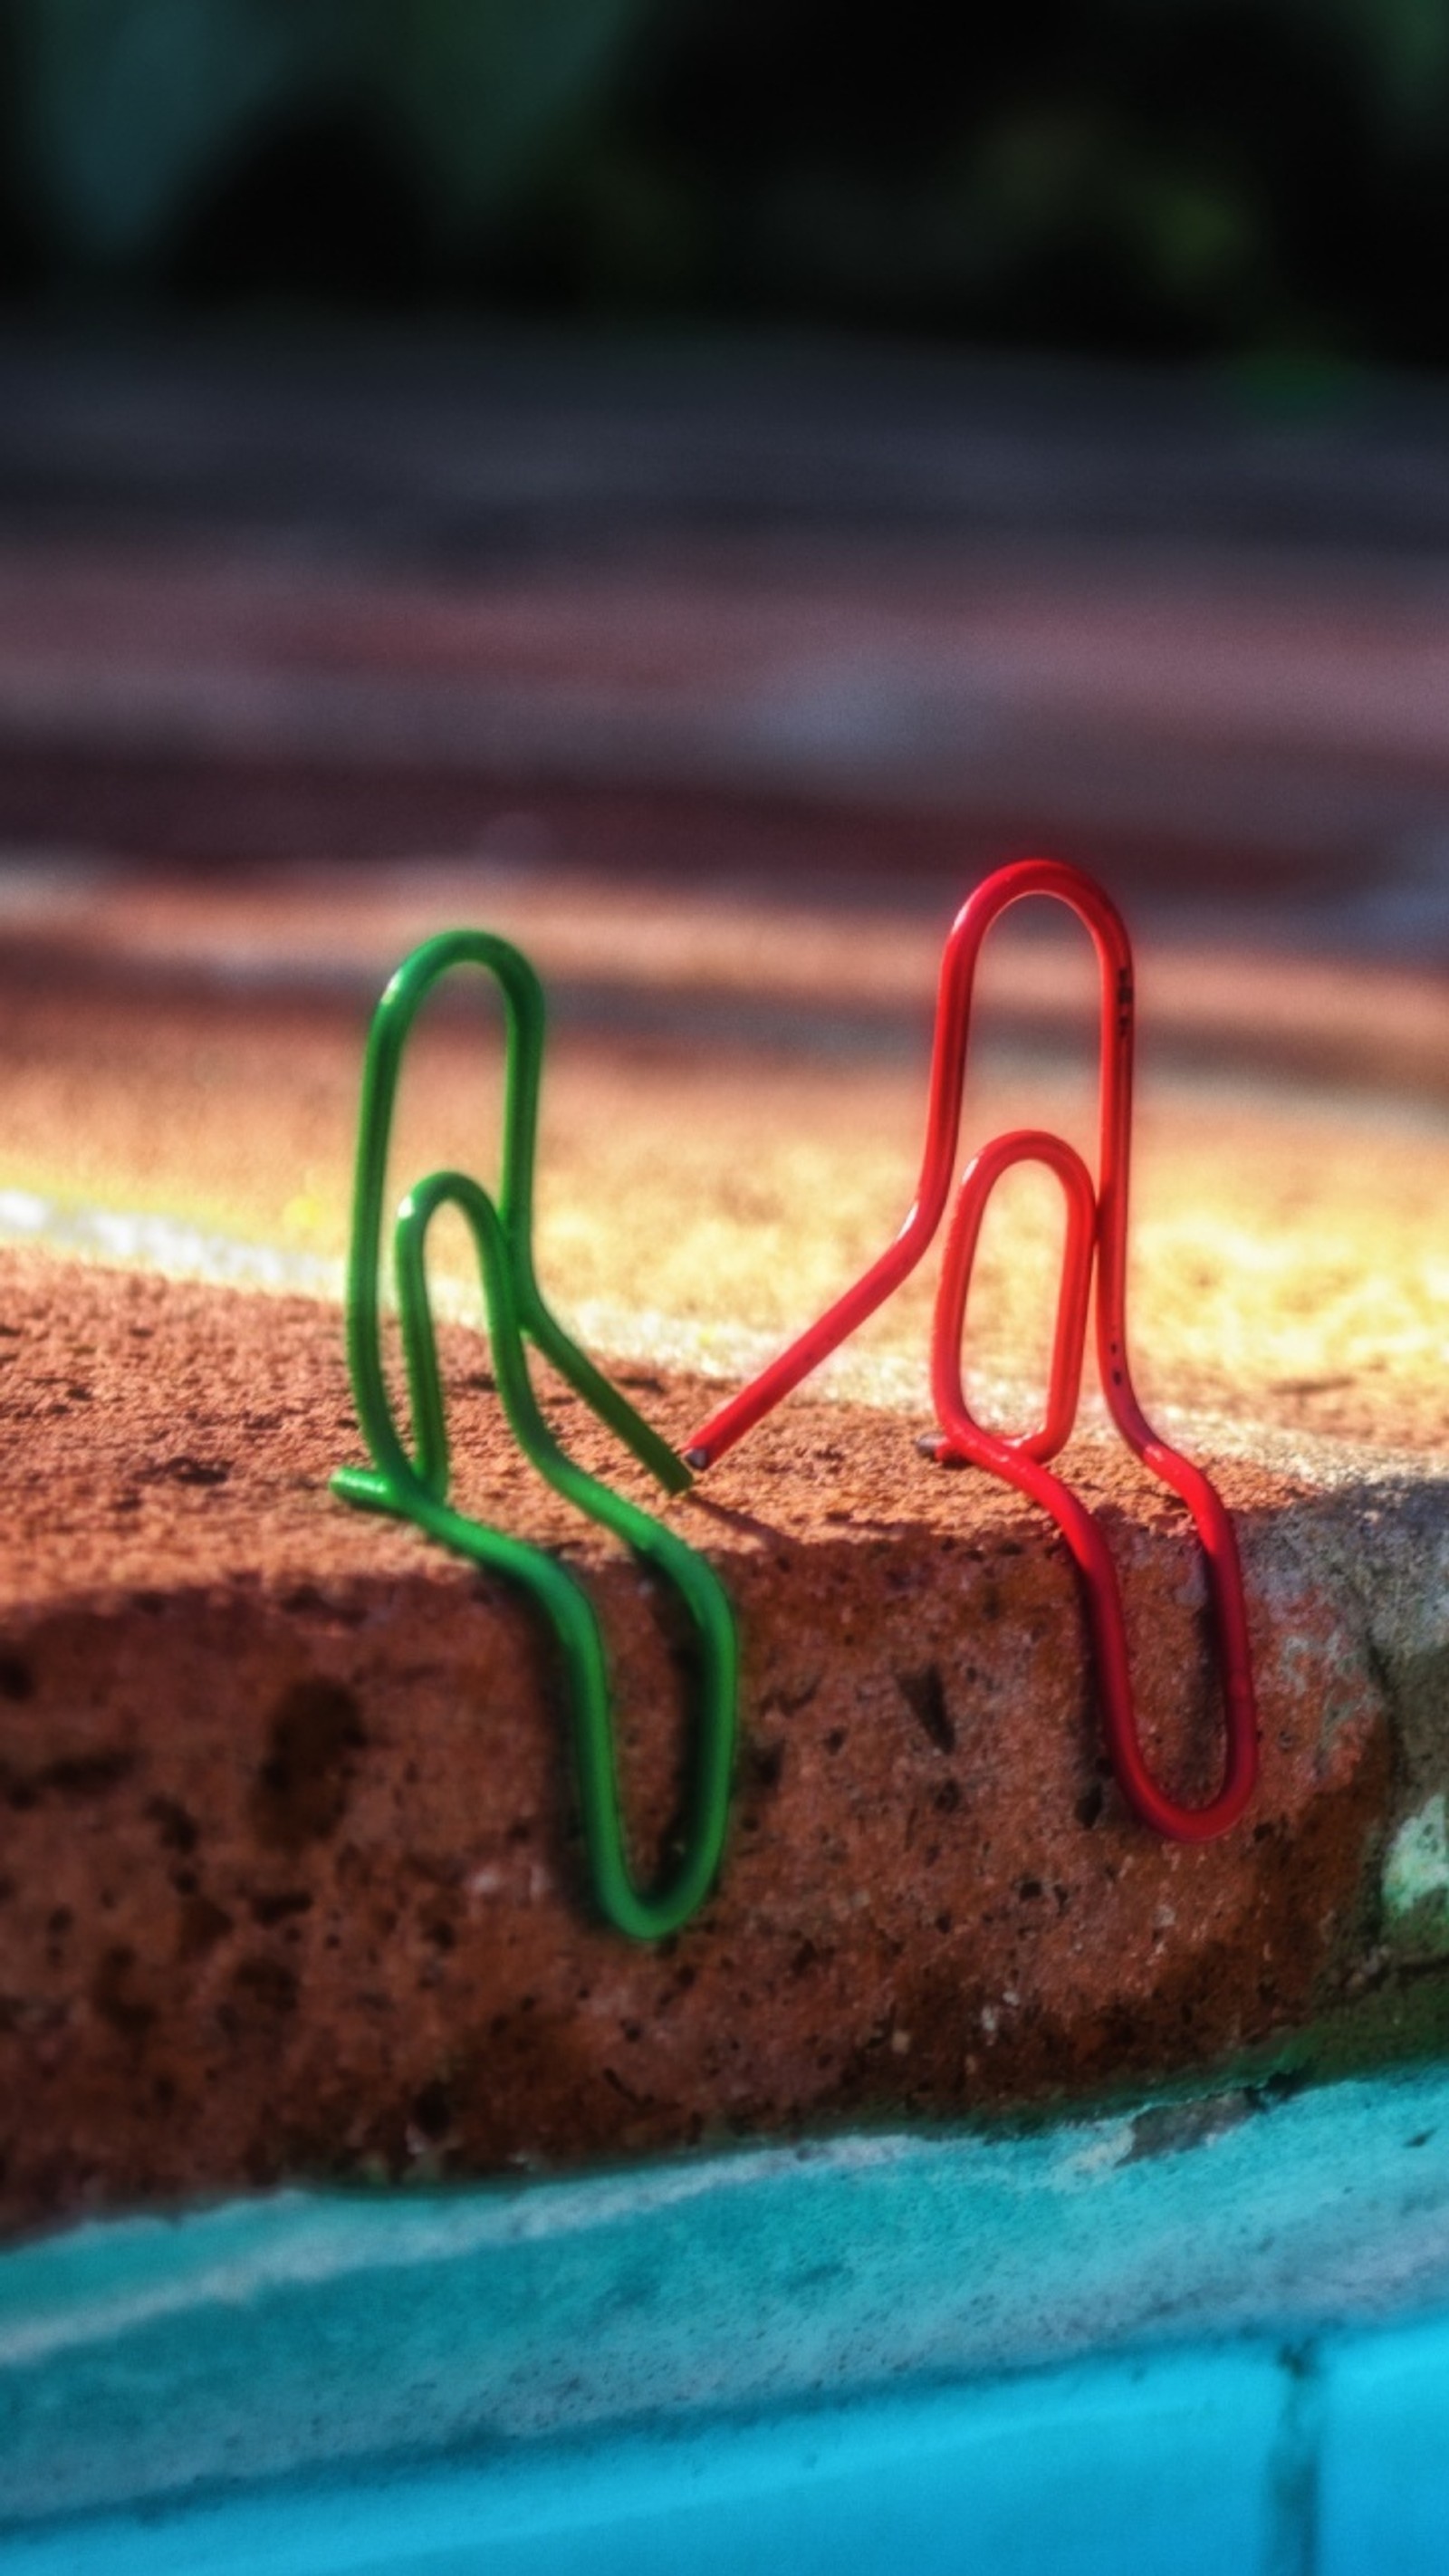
5,0,1449,365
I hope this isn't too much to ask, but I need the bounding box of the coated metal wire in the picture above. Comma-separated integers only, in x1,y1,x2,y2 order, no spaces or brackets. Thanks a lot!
685,859,1258,1841
332,930,737,1939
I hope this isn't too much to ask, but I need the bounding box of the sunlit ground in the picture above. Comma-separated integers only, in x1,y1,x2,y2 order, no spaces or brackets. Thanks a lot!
1,966,1444,1456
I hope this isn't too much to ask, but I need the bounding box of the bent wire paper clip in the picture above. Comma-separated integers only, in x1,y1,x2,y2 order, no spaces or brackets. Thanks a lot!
331,930,737,1940
686,857,1258,1843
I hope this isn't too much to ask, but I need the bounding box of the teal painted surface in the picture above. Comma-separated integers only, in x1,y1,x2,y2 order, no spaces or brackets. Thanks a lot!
1318,2312,1449,2576
14,2327,1449,2575
7,2064,1449,2569
0,2352,1292,2574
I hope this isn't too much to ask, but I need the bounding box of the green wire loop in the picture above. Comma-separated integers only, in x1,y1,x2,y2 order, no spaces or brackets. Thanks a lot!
330,930,737,1943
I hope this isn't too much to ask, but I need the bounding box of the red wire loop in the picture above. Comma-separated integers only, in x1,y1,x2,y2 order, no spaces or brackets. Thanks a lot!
685,856,1259,1842
932,1129,1097,1465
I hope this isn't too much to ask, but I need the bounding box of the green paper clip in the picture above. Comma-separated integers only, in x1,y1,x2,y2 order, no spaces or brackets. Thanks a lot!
331,930,737,1941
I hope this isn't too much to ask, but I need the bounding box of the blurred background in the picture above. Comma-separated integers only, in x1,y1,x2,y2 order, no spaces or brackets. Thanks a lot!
5,0,1449,366
0,0,1446,1448
4,0,1449,922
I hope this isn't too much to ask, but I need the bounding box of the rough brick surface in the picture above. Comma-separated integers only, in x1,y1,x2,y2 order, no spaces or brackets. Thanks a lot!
3,1251,1441,2238
4,336,1448,2257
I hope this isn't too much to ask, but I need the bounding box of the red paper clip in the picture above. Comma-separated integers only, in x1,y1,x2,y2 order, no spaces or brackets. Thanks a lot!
685,857,1258,1842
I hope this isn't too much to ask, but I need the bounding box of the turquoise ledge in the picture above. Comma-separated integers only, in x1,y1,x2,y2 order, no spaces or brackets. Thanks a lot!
7,2062,1449,2571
